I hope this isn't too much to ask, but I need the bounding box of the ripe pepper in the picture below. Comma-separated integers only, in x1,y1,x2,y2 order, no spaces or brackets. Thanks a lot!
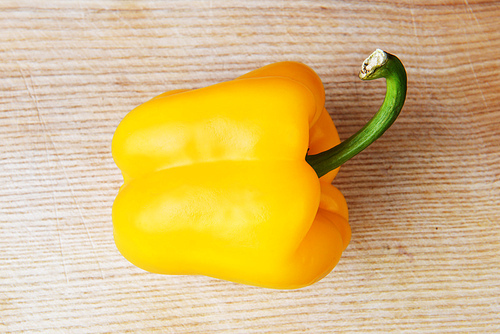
111,50,406,289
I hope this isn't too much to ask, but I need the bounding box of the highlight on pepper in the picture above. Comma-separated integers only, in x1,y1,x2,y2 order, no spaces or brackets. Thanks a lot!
111,49,407,289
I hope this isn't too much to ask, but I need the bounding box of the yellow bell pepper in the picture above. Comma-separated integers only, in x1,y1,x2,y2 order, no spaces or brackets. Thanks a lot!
111,49,406,289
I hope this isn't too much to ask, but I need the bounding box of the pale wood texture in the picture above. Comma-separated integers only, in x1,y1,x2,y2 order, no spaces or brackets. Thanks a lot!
1,0,499,333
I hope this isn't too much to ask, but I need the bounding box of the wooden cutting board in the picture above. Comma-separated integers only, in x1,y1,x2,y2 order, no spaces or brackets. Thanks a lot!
1,1,499,332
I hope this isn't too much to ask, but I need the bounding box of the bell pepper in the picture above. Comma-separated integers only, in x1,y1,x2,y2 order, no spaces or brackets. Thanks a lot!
111,49,407,289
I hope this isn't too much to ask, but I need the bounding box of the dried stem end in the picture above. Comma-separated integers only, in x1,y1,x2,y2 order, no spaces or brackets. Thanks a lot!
359,49,388,80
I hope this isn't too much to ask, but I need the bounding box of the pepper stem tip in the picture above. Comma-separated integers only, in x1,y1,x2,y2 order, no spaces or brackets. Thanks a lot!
359,49,388,80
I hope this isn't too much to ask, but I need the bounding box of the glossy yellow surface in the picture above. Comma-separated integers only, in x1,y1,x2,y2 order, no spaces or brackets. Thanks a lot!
111,62,351,289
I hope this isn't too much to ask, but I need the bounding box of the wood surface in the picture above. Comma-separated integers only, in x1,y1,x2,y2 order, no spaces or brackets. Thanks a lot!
1,0,499,333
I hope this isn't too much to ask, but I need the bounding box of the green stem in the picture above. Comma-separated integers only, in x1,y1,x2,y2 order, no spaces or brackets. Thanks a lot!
306,49,407,178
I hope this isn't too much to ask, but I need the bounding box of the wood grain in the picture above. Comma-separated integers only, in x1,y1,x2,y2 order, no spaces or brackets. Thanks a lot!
1,0,499,332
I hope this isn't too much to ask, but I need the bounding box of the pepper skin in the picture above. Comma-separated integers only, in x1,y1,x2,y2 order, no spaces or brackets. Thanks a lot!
112,50,406,289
